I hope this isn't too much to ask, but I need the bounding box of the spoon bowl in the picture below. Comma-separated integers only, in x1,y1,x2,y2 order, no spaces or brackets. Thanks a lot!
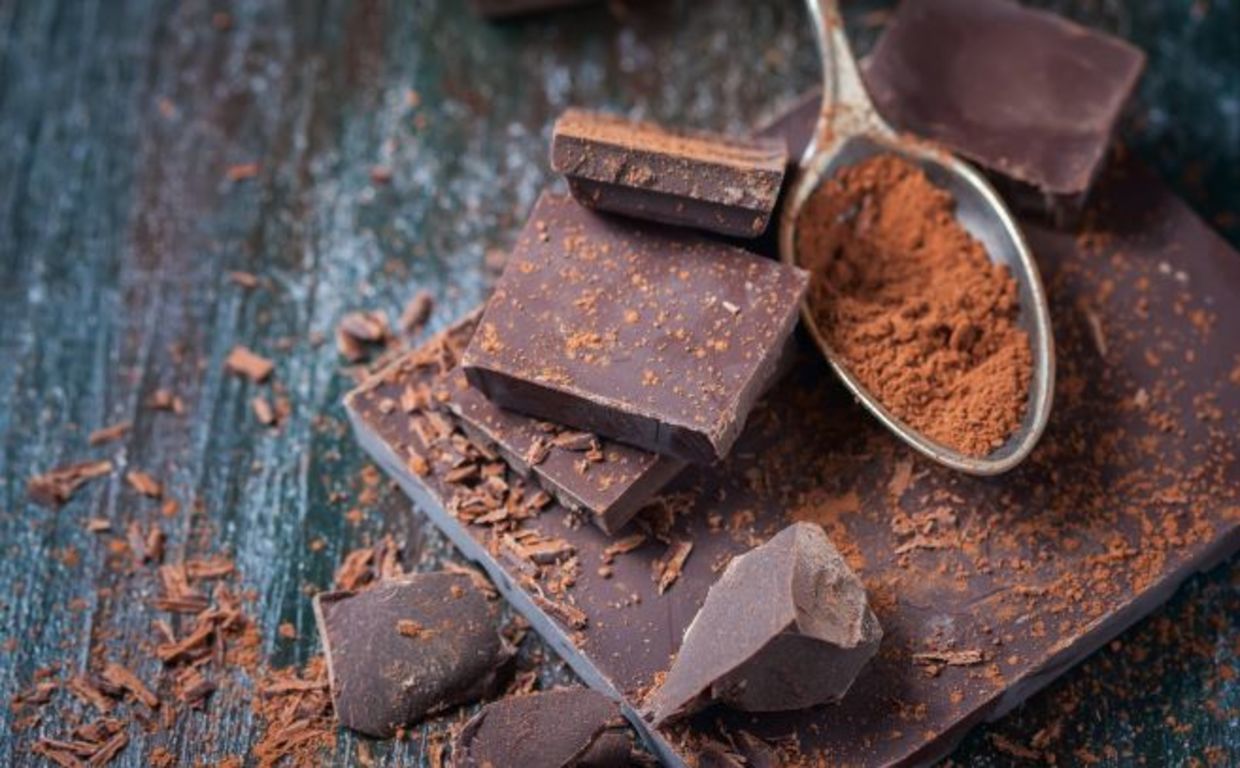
780,0,1055,475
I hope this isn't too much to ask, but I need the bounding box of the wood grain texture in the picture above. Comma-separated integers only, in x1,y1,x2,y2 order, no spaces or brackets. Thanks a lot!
0,1,1234,766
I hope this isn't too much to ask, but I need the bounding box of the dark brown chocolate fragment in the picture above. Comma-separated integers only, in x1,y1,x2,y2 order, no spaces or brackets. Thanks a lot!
312,572,512,737
461,191,808,464
453,687,636,768
469,0,597,19
648,523,881,723
442,368,686,533
863,0,1144,221
551,109,787,238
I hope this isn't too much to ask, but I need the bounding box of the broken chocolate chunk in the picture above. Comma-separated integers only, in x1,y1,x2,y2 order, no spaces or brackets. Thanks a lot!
312,572,512,737
864,0,1144,219
551,108,787,238
648,522,881,723
442,369,686,533
453,687,636,768
461,191,808,464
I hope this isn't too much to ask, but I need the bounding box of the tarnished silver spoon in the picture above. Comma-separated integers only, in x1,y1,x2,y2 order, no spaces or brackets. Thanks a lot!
779,0,1054,475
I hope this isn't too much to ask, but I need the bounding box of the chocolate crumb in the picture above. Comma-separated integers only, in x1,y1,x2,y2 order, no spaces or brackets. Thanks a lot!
225,345,274,383
88,421,131,446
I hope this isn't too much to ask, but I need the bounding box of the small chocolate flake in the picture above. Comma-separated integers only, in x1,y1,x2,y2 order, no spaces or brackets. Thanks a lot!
912,649,984,667
370,165,393,184
125,471,163,499
399,291,435,336
225,162,259,182
602,533,647,563
225,345,274,382
252,396,277,426
228,270,260,289
654,539,693,595
88,421,131,446
100,663,160,709
550,430,596,452
339,311,391,343
147,389,184,414
533,594,588,630
28,460,113,507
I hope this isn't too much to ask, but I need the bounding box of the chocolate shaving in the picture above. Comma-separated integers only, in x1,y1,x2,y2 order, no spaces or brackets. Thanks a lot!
225,162,259,181
228,270,260,288
252,396,277,426
99,663,159,709
124,470,162,499
533,594,588,630
225,345,274,382
88,421,131,446
146,389,184,414
654,539,693,595
399,290,435,336
67,676,114,713
27,460,112,507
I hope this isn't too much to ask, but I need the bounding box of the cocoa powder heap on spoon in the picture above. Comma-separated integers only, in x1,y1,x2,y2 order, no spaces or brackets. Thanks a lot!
797,153,1033,457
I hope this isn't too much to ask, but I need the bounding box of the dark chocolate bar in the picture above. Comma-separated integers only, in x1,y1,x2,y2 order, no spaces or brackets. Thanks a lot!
551,109,787,238
441,368,686,534
461,191,808,464
863,0,1145,223
454,687,637,768
647,522,882,723
312,573,512,737
345,161,1240,766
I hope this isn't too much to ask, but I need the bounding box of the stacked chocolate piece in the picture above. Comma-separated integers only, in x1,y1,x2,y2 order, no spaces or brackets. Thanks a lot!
453,111,809,526
337,2,1240,767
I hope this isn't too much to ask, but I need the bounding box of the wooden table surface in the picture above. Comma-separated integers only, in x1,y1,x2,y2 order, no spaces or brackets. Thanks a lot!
1,1,1236,765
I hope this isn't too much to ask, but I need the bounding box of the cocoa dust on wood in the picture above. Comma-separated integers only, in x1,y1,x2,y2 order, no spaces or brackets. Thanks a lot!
796,154,1032,457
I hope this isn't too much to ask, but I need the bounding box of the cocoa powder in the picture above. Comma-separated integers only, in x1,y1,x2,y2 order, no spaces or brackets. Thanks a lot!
796,154,1032,456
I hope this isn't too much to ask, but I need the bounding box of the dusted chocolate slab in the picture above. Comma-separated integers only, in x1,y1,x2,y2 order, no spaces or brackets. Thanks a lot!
441,368,686,534
864,0,1144,214
346,162,1240,766
461,191,808,464
551,108,787,238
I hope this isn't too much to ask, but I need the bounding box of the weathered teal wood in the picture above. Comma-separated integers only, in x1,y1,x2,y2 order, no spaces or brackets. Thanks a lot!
0,1,1235,766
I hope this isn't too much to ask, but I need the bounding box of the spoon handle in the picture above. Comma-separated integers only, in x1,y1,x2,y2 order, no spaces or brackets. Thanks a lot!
804,0,891,155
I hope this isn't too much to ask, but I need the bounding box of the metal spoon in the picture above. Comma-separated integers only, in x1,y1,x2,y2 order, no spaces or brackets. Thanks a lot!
778,0,1055,476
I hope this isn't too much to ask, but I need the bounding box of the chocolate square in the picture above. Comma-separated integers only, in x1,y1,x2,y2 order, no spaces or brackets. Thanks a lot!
461,191,808,464
864,0,1144,218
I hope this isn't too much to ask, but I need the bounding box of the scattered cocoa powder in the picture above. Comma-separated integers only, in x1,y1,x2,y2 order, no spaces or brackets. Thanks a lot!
796,154,1033,456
